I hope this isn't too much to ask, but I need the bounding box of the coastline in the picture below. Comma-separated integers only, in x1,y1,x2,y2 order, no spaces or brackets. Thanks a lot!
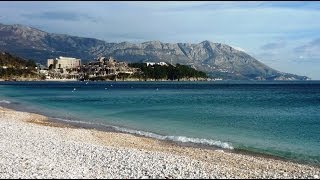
44,114,317,167
0,106,319,178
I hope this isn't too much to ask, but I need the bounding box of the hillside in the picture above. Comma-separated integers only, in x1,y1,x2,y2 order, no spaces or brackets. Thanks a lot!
0,51,39,80
0,23,310,80
128,63,207,81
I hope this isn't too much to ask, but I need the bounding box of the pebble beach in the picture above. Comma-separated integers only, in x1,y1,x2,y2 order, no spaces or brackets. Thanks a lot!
0,106,319,179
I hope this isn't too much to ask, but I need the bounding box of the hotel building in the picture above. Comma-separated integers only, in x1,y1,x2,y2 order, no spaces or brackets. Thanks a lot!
47,56,81,69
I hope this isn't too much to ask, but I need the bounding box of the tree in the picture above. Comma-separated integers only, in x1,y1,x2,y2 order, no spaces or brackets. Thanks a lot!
40,74,46,80
117,73,130,81
154,65,167,80
66,68,72,74
84,74,89,80
128,62,207,81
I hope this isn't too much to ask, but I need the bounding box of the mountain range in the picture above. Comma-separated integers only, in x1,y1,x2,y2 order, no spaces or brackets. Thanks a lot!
0,23,309,80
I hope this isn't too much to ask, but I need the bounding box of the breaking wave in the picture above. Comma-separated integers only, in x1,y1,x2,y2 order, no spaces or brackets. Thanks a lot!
113,126,233,149
50,117,234,150
0,100,11,104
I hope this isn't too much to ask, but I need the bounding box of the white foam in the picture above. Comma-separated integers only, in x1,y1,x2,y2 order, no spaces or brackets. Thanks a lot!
112,126,234,150
0,100,11,104
166,136,234,149
51,117,94,125
112,126,165,140
50,117,234,150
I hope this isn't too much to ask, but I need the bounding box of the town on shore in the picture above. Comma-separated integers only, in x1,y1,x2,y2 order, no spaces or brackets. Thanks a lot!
0,52,214,82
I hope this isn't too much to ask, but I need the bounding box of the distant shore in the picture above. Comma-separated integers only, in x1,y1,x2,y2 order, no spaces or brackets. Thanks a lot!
0,106,319,178
1,78,314,82
0,78,210,82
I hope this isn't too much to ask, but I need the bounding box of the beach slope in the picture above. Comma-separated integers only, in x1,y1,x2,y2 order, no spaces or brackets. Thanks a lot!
0,107,319,179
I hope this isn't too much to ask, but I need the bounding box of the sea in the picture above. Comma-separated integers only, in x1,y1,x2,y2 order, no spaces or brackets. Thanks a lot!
0,81,319,165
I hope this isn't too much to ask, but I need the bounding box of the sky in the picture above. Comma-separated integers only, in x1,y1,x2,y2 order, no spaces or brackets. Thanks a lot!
0,1,320,79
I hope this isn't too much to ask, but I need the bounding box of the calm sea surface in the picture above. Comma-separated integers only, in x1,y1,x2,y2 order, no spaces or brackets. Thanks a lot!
0,81,319,165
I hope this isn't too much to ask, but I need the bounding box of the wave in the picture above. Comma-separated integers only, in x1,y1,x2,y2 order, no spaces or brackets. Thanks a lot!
50,117,234,150
166,136,233,149
0,100,11,104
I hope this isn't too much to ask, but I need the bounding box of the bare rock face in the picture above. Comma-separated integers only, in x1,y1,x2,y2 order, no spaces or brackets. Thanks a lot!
0,23,309,80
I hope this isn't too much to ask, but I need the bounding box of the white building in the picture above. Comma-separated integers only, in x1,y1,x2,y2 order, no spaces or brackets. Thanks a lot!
145,62,168,66
145,62,156,66
47,56,81,69
158,62,168,66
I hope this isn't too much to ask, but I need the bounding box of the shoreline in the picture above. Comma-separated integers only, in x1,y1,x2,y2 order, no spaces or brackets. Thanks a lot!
0,106,319,178
2,101,320,168
0,78,210,82
45,114,317,168
1,101,311,167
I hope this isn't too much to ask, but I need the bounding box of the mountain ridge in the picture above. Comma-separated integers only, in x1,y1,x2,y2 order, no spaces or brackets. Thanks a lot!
0,23,310,80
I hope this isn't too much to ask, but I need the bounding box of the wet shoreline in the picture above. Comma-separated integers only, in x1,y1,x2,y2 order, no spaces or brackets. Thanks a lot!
1,106,319,178
2,101,319,168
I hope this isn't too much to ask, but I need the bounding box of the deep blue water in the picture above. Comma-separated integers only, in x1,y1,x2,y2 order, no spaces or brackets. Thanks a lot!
0,81,319,165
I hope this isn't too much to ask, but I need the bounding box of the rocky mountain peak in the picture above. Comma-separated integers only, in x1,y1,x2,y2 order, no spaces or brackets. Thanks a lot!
0,23,310,80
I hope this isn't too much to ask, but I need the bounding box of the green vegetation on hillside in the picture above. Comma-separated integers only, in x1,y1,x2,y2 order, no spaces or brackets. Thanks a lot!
128,63,207,81
0,52,39,80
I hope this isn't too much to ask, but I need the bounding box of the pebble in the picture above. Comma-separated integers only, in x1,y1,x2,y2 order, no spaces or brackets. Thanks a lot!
0,108,319,179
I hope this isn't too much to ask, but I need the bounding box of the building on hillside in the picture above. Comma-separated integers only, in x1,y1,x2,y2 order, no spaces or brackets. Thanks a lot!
145,62,156,66
79,56,139,78
158,62,168,66
145,62,168,66
47,56,81,70
98,57,106,64
36,63,47,70
47,59,54,68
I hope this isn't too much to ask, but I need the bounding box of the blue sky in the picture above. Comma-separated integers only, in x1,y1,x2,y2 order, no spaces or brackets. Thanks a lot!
1,1,320,79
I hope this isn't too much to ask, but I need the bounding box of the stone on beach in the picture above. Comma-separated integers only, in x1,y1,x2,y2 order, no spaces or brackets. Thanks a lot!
0,107,319,179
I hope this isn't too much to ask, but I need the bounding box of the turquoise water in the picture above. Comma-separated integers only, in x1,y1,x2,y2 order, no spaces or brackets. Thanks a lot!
0,81,319,165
